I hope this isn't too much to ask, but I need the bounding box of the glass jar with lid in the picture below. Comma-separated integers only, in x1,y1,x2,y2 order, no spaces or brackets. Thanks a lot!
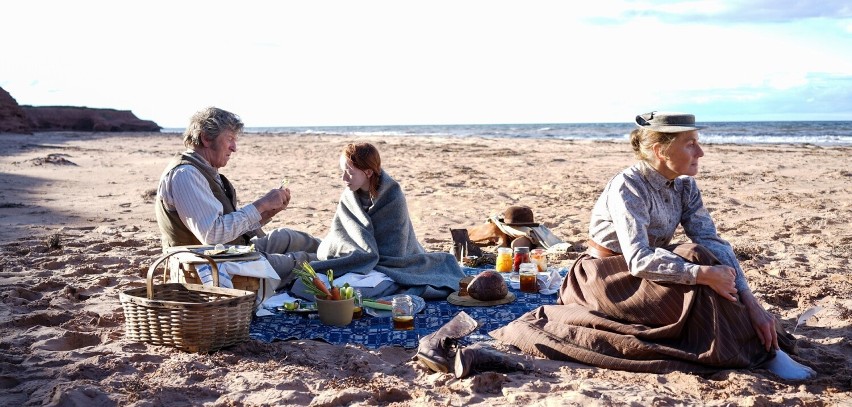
392,295,414,330
495,247,513,272
519,262,538,293
512,246,530,272
530,248,547,272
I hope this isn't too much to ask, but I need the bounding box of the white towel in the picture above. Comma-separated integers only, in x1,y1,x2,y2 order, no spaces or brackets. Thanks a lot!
196,258,281,308
256,292,302,317
538,267,565,295
506,267,565,295
197,263,234,288
335,270,394,288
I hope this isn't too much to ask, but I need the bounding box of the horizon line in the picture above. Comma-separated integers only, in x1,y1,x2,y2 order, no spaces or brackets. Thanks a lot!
158,118,852,130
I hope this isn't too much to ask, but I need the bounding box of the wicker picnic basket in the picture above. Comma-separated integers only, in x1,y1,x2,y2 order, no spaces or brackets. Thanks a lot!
119,250,256,353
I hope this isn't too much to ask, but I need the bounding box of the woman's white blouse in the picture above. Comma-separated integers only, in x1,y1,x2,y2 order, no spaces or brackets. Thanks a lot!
589,161,748,291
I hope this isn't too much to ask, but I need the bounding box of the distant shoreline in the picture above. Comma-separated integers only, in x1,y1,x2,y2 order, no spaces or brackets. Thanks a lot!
7,130,852,149
155,120,852,146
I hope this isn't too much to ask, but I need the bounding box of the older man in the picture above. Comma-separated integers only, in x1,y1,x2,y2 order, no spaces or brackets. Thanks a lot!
155,107,320,288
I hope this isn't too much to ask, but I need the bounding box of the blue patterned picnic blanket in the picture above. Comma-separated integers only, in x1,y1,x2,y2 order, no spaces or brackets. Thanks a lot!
250,267,566,349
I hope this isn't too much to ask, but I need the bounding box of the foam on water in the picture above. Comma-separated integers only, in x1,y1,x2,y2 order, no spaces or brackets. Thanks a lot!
164,121,852,146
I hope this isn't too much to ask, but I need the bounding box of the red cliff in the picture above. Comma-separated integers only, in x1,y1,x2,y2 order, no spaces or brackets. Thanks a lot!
0,86,161,133
22,105,162,132
0,87,32,133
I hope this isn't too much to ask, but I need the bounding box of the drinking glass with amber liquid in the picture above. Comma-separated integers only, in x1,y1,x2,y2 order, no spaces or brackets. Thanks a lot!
352,289,363,319
392,295,414,330
519,263,538,293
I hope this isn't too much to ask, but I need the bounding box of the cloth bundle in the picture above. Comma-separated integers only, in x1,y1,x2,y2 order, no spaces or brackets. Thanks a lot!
488,214,571,253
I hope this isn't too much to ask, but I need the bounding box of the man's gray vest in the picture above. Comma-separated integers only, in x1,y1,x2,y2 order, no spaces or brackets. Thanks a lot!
155,152,250,249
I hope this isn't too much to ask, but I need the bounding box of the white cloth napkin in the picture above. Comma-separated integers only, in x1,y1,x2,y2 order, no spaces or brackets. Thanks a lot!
256,292,302,317
197,259,279,286
196,258,280,308
537,267,565,295
505,267,564,294
545,242,572,254
334,270,394,288
197,263,235,288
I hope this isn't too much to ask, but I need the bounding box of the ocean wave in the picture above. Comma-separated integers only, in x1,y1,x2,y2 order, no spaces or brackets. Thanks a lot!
166,122,852,146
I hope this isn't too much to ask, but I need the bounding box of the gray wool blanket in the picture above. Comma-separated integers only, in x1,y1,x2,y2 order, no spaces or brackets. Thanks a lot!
292,171,464,300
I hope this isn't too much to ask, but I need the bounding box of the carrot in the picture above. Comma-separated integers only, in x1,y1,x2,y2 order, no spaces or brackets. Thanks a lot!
313,276,332,298
330,286,341,301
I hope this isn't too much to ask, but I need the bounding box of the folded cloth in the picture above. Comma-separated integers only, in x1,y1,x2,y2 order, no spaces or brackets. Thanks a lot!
545,242,572,254
197,258,280,307
538,267,565,295
508,267,565,294
197,263,234,289
335,270,394,288
256,292,301,317
489,215,566,249
197,259,279,283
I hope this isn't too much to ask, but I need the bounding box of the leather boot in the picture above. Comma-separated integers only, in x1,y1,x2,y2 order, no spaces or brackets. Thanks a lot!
453,343,528,378
416,311,479,373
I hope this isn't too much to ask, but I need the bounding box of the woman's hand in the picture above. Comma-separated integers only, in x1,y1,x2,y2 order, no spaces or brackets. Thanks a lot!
743,294,779,351
696,265,738,301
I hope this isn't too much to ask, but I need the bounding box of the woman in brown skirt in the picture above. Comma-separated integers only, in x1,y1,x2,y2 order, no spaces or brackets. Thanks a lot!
490,112,814,379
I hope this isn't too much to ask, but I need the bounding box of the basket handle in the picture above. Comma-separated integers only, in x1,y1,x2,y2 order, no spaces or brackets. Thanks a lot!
146,250,220,299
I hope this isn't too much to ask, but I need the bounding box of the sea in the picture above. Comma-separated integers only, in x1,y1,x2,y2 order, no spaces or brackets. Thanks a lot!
163,121,852,146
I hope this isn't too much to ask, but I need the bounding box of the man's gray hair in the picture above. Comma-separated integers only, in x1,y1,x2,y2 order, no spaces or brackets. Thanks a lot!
183,107,244,148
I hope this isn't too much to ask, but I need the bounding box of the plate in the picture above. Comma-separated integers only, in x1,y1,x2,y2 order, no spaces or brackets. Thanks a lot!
192,245,257,258
277,302,318,314
447,291,515,307
364,294,426,318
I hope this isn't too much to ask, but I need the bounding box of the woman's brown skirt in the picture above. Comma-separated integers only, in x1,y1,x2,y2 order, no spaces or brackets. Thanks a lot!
490,243,794,373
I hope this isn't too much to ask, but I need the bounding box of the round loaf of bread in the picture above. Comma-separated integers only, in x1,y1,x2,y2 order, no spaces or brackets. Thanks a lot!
467,270,508,301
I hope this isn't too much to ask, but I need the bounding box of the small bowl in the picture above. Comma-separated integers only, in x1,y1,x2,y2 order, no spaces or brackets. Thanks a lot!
462,256,478,267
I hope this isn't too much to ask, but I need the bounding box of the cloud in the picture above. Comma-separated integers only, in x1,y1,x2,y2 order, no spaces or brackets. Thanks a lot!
3,1,852,125
677,73,852,120
612,0,852,24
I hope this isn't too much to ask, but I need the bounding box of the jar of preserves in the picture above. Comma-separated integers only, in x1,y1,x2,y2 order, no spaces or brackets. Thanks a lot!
519,263,538,293
495,247,513,272
512,247,530,272
530,248,547,272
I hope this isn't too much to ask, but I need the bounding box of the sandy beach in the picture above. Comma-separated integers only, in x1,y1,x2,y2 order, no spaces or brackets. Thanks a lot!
1,131,850,406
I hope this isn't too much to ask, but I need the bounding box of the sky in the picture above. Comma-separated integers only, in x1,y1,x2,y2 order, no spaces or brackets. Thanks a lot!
2,0,852,128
